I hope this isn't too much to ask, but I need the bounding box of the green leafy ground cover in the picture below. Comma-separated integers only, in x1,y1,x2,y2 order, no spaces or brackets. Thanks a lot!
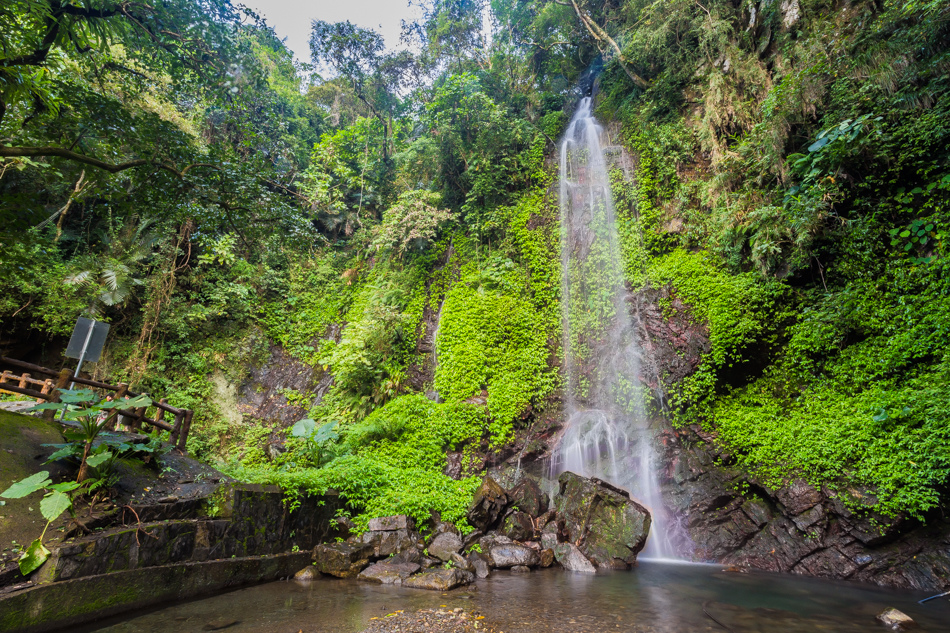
2,0,948,532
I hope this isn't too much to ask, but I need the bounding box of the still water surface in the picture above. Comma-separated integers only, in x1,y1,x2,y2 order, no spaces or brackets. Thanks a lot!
83,561,950,632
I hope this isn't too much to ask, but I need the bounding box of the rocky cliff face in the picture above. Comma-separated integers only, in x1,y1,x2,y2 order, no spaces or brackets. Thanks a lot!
657,423,950,590
634,288,950,591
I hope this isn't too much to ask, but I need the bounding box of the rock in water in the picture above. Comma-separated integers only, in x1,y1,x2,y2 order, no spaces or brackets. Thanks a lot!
467,551,492,578
554,472,651,568
511,565,531,573
488,544,540,568
358,560,421,584
539,548,555,568
404,568,475,591
554,543,597,574
312,542,374,578
876,608,917,630
508,478,549,517
467,476,509,530
428,532,464,561
293,566,317,581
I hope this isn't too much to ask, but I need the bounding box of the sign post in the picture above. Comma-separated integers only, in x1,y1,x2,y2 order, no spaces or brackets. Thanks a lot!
64,317,111,388
59,318,111,421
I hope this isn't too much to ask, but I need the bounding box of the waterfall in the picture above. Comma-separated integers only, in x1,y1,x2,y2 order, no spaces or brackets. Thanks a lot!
552,97,683,560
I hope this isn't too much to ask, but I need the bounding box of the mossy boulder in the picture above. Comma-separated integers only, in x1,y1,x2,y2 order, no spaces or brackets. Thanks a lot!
553,471,651,568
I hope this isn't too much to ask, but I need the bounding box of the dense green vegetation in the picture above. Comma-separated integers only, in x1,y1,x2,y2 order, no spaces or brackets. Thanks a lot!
2,0,947,530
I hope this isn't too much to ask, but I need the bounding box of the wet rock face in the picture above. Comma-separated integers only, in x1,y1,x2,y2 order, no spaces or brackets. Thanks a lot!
555,472,651,568
508,479,549,518
661,425,950,591
239,342,337,428
500,511,536,541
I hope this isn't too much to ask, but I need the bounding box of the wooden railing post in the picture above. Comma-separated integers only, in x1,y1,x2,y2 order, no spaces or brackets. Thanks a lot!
176,410,194,451
102,383,128,430
18,373,30,389
39,379,53,403
43,368,72,421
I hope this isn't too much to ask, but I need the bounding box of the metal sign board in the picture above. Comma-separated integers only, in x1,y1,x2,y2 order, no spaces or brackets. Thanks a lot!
64,317,110,364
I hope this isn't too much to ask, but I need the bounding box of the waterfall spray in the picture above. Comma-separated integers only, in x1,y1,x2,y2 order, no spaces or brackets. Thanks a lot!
552,97,685,560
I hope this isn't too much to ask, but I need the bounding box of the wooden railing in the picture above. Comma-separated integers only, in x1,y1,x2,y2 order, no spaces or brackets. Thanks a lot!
0,356,194,451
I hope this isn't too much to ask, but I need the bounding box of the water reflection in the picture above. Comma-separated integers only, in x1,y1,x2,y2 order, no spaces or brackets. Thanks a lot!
81,562,950,633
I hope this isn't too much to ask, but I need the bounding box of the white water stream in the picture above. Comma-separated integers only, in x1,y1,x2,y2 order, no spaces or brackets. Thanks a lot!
552,97,685,560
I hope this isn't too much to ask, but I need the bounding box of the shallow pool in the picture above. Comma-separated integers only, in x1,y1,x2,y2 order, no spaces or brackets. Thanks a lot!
80,561,950,632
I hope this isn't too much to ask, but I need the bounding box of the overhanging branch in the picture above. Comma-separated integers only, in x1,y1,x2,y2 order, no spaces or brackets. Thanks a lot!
0,146,213,177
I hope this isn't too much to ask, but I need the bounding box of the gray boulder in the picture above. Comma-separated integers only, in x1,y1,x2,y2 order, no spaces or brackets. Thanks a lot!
404,568,475,591
554,543,597,574
427,532,463,561
467,551,492,578
368,515,414,531
293,566,317,581
359,528,418,558
312,543,374,578
876,608,917,631
554,471,651,568
358,560,421,585
488,543,540,568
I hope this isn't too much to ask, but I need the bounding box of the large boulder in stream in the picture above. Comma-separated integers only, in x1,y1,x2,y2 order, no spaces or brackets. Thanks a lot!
467,476,509,530
312,542,374,578
554,543,597,574
358,560,421,585
554,472,651,568
488,543,540,568
404,568,475,591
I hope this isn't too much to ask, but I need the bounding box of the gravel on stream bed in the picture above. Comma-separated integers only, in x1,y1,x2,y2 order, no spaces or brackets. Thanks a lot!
359,607,498,633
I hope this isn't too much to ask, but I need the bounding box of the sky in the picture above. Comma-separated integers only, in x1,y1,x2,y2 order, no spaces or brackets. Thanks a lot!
239,0,422,66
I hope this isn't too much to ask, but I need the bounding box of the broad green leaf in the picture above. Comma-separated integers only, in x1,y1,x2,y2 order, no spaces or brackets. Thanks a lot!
25,402,67,412
40,491,71,522
19,539,50,576
48,481,81,493
291,418,316,438
85,451,113,468
314,421,340,444
1,471,51,499
44,447,78,463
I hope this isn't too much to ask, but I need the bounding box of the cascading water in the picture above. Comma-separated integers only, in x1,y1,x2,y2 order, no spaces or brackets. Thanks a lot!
552,96,685,560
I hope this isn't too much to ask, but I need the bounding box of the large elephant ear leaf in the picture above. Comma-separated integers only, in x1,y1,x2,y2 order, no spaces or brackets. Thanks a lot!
40,490,72,523
18,538,51,576
0,471,52,499
291,418,316,438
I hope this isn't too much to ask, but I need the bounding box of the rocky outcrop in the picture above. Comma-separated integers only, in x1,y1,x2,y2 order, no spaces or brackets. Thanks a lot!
660,425,950,590
554,472,651,568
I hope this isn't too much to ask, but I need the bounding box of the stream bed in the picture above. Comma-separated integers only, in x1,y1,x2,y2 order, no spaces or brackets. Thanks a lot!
80,561,950,633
